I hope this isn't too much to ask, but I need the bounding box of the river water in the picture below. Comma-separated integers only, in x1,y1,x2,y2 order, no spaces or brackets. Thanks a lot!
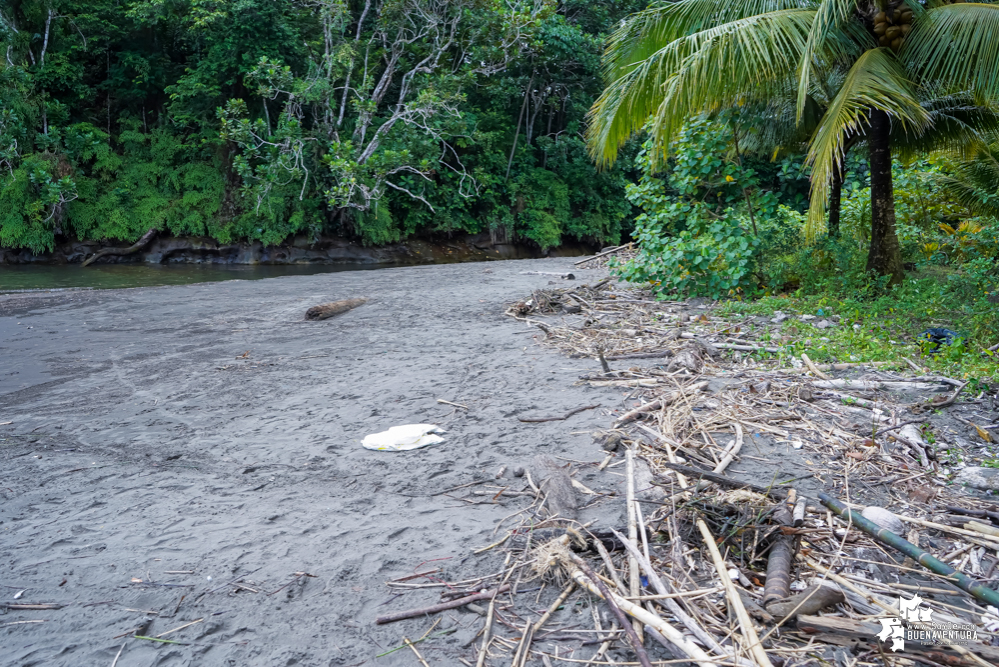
0,262,402,292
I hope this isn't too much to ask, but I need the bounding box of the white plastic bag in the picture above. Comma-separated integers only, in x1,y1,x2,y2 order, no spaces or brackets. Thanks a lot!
361,424,446,451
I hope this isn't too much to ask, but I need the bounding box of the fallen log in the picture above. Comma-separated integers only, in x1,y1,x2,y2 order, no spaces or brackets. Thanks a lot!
305,297,368,321
375,585,511,624
81,227,158,266
574,243,632,265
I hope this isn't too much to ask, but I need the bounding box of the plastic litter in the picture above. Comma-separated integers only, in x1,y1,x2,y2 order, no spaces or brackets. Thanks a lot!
362,424,446,451
918,327,961,353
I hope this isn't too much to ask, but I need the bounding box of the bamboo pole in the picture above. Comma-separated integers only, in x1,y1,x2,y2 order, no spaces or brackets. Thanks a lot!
819,493,999,608
695,519,774,667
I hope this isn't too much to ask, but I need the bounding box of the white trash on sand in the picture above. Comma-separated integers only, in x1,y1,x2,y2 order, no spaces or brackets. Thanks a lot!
361,424,446,451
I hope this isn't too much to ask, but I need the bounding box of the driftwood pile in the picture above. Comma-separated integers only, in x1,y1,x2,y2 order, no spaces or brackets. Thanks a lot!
373,281,999,666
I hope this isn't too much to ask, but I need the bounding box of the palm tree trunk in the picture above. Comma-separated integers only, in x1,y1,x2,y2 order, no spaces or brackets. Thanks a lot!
866,109,904,285
828,158,843,238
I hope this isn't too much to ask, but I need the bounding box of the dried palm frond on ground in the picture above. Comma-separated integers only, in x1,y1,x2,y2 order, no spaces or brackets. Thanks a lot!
375,277,999,666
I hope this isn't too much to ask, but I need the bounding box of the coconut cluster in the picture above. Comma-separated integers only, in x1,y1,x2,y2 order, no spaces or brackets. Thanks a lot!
874,4,914,52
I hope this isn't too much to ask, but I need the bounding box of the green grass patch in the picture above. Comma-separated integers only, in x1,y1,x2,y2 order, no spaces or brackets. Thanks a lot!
714,273,998,382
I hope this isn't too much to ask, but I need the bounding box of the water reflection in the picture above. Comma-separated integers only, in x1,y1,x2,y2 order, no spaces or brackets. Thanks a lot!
0,262,402,292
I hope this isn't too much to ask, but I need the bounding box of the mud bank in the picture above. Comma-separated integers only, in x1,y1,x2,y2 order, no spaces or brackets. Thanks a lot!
0,232,591,266
0,258,629,666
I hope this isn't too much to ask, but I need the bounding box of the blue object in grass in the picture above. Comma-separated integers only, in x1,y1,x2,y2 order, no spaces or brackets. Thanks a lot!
919,328,961,353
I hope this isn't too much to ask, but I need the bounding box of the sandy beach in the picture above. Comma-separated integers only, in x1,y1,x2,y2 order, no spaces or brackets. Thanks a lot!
1,258,626,666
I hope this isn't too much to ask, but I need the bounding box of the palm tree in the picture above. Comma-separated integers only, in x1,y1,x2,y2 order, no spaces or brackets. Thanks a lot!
587,0,999,285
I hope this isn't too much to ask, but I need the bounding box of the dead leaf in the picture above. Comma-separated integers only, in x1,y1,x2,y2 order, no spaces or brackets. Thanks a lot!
974,424,993,443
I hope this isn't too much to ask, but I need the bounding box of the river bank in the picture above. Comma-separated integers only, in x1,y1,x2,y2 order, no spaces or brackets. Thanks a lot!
0,232,591,267
0,258,623,666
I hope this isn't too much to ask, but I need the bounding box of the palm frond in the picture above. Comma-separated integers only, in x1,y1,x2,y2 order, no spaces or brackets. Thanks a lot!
939,142,999,217
796,0,869,121
893,94,999,160
605,0,817,80
804,47,931,240
903,3,999,104
588,9,818,167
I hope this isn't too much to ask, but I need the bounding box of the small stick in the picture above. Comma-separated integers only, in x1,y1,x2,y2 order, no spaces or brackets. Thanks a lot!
512,582,576,667
801,353,832,380
155,618,203,638
902,356,925,373
871,418,925,438
403,637,431,667
436,399,468,410
597,349,611,374
922,380,967,410
376,585,511,624
110,642,126,667
518,405,601,423
592,538,627,595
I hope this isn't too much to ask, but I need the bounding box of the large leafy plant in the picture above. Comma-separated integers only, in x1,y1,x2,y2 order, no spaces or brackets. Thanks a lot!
614,114,783,298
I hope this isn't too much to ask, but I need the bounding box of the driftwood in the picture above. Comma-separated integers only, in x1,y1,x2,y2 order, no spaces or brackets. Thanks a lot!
81,227,158,266
811,379,946,392
531,455,577,520
519,271,575,279
615,380,710,426
796,614,999,666
517,404,600,423
656,460,787,499
375,585,511,624
305,297,368,321
766,581,844,620
574,243,632,265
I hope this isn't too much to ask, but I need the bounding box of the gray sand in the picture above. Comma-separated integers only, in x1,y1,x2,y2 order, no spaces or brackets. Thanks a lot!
1,258,630,666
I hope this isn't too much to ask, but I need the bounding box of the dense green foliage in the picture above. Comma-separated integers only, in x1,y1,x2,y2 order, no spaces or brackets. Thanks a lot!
0,0,644,253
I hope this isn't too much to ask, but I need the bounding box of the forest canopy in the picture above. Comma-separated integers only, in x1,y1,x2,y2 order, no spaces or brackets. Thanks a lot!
0,0,647,253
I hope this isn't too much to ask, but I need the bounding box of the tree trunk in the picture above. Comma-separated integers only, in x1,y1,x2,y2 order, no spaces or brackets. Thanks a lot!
866,109,904,285
827,157,843,238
